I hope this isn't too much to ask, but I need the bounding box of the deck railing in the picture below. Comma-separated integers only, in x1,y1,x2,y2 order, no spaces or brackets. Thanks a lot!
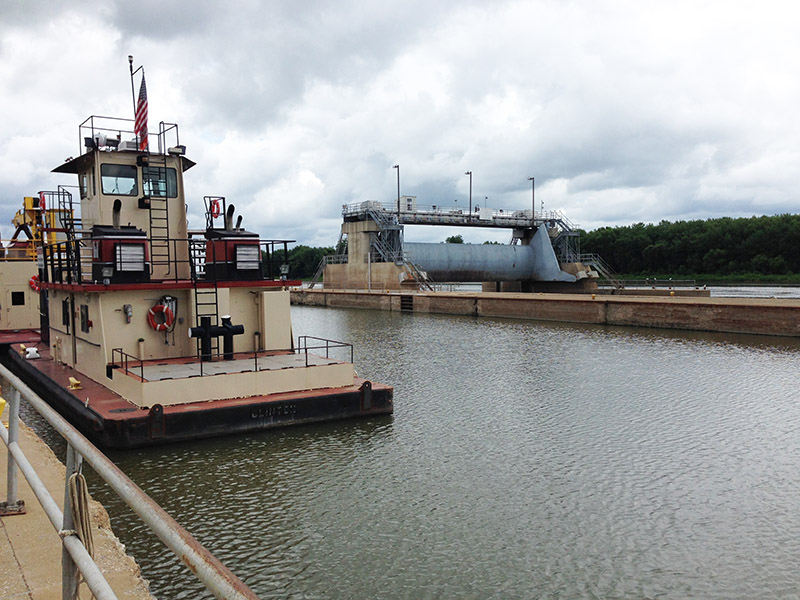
0,362,259,600
0,239,37,261
110,335,354,379
41,235,293,287
297,335,354,366
611,279,698,288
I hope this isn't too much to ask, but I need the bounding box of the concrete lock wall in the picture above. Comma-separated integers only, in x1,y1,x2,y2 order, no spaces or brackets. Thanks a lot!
325,262,409,291
291,289,800,338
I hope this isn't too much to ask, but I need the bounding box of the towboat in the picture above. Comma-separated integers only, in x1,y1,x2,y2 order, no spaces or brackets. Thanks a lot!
0,103,392,448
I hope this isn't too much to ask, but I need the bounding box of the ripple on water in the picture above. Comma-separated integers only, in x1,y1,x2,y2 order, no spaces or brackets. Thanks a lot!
35,307,800,599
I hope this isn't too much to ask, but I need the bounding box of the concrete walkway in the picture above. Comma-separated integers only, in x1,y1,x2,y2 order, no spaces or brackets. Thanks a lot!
0,419,152,599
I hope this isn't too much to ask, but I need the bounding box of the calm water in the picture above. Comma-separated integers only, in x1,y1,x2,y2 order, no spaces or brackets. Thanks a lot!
17,305,800,599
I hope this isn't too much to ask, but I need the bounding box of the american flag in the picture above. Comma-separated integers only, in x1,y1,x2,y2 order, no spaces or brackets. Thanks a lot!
134,74,148,151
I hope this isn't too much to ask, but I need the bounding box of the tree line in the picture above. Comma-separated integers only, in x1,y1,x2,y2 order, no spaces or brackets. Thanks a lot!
268,245,335,279
580,214,800,277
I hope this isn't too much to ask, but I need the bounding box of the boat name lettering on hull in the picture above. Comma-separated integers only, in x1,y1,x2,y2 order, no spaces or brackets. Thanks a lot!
251,404,297,420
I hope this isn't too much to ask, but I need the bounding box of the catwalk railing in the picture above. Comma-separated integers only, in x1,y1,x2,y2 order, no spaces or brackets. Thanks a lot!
0,239,38,261
342,201,578,230
0,362,259,600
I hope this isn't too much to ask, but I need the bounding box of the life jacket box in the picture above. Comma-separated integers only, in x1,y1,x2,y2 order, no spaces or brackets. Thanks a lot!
91,225,151,283
204,229,262,281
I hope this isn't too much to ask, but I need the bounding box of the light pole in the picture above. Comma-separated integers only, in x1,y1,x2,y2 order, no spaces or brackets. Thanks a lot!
527,176,535,220
393,164,400,218
465,171,472,220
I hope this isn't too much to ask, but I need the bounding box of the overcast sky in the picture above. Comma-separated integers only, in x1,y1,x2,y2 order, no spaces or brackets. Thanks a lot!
1,1,798,245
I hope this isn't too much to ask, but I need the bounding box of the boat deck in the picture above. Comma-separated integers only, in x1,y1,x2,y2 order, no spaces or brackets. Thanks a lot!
0,329,41,345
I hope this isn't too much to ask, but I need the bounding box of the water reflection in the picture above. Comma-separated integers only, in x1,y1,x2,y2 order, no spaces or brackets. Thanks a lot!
10,306,800,599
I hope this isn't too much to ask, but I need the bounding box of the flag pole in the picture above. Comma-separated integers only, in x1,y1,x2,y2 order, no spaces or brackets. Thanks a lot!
128,55,136,114
128,56,145,117
129,56,148,152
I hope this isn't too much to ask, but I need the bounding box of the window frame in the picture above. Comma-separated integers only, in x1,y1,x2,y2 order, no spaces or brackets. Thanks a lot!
100,163,138,196
142,166,178,198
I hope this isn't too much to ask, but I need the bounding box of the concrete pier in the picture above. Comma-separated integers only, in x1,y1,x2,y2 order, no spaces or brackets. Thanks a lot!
291,289,800,338
0,421,152,599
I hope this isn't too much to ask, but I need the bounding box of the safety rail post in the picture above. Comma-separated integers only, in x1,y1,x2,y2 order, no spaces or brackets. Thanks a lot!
62,444,82,599
1,388,25,515
56,243,63,283
300,336,309,367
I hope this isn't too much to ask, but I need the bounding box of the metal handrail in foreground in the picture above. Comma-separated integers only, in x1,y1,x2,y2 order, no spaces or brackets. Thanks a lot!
0,362,259,600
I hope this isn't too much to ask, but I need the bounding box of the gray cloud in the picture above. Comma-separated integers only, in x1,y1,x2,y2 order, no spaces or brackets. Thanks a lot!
2,0,799,247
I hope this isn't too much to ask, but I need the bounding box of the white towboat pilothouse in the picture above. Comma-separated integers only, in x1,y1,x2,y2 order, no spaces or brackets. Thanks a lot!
0,74,392,448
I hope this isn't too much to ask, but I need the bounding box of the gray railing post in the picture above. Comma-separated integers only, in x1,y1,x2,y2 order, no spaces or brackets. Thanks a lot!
1,387,25,516
62,444,83,599
6,388,20,505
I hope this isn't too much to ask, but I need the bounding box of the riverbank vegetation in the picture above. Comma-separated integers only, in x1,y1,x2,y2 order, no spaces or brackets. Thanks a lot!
271,245,335,279
580,214,800,282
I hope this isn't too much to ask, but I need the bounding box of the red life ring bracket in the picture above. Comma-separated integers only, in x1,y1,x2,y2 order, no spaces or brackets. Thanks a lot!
29,274,41,293
147,304,175,332
210,199,221,219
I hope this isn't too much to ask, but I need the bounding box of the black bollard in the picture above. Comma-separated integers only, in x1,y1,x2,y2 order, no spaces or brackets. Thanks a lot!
189,315,245,361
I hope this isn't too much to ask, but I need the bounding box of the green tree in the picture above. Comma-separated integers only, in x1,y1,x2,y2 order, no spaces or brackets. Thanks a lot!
580,213,800,277
264,245,335,279
445,235,464,244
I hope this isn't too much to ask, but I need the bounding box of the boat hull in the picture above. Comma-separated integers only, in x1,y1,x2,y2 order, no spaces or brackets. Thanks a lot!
1,344,392,449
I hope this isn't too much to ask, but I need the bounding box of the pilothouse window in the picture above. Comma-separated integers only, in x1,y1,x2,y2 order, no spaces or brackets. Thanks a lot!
100,164,138,196
142,166,178,198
